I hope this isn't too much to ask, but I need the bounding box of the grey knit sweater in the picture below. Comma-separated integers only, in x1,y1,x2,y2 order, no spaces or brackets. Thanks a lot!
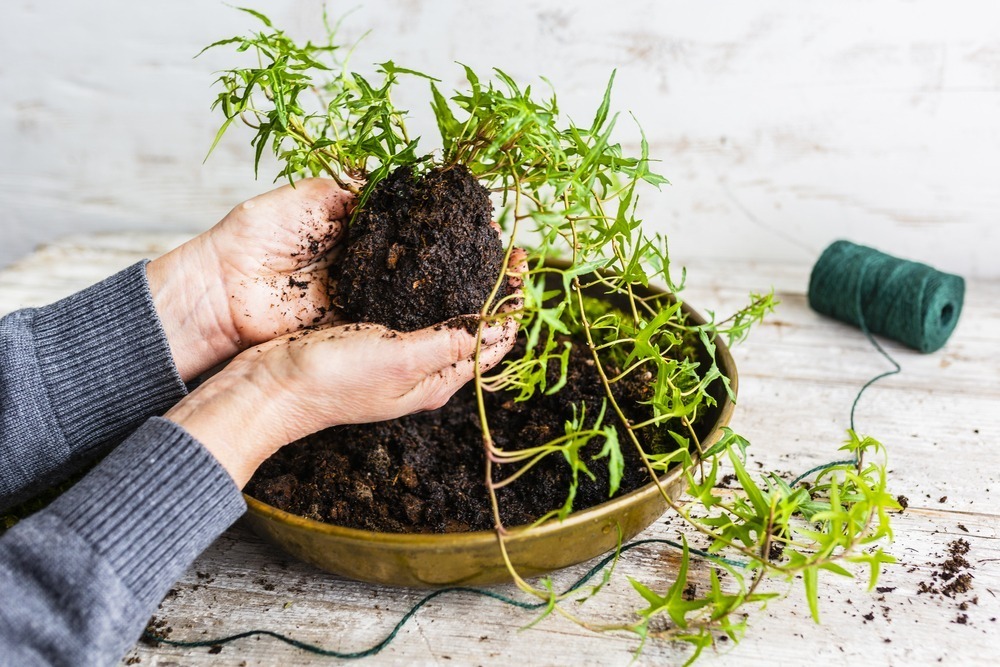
0,262,247,666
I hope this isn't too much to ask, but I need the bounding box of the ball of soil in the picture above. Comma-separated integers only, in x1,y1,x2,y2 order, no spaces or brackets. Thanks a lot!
336,164,505,332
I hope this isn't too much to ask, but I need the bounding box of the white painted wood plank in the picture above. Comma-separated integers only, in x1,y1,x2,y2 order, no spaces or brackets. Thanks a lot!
121,507,999,667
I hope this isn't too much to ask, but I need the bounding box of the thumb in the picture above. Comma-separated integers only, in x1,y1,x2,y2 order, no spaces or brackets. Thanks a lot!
402,319,481,374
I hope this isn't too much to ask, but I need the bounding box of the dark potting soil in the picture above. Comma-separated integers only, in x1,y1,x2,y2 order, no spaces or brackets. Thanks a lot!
246,337,667,532
335,164,506,332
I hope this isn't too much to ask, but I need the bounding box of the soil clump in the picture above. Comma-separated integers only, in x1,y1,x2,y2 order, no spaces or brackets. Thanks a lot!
335,164,506,332
247,337,672,532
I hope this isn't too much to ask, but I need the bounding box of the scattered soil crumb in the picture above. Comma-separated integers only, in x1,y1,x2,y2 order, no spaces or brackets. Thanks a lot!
141,616,172,647
917,536,977,629
718,473,738,489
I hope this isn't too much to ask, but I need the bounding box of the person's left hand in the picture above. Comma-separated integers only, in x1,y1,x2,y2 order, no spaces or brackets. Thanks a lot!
147,179,355,381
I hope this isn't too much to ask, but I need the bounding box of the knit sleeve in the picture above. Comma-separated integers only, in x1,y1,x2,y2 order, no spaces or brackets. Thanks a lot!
0,417,247,666
0,261,188,509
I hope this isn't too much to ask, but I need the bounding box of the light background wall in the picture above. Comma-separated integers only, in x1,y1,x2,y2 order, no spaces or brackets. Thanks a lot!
2,1,998,277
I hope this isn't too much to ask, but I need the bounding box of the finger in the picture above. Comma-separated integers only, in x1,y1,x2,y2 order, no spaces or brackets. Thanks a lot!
237,321,337,357
287,217,346,268
475,335,515,374
480,312,518,349
489,247,527,316
398,354,474,415
297,241,345,274
285,177,356,224
403,311,522,375
506,247,528,284
240,179,354,269
402,336,514,414
244,267,336,334
403,321,481,374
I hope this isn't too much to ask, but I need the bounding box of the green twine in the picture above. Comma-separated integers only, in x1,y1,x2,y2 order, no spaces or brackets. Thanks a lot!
808,240,964,354
787,317,899,487
792,239,961,485
143,538,744,657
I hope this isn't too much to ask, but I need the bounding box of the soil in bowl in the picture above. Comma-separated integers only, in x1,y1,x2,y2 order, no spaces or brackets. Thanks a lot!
246,336,673,532
334,164,507,332
249,162,701,533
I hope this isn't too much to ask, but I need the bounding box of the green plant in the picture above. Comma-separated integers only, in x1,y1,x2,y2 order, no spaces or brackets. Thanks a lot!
202,8,898,662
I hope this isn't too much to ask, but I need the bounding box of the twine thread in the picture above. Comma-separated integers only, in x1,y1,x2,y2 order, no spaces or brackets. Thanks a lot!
144,538,743,657
808,239,964,353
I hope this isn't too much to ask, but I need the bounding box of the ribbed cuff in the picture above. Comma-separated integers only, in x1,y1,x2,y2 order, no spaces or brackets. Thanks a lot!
47,417,246,606
32,261,187,459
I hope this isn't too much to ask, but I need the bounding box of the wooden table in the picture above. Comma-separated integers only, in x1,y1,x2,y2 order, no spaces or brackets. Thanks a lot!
1,233,997,666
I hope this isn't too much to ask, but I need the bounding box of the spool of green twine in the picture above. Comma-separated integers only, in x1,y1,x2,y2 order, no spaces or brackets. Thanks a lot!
808,240,964,353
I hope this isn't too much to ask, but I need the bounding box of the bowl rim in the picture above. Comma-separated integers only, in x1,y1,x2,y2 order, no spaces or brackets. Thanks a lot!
243,294,738,547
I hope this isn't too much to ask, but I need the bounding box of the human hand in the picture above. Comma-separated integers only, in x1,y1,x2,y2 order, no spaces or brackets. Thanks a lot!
164,314,518,488
147,179,354,381
165,250,526,487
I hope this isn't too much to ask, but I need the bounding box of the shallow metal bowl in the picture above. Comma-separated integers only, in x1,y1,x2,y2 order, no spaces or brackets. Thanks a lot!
243,276,737,588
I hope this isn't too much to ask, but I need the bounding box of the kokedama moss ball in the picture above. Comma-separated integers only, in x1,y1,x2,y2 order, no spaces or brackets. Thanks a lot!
336,165,505,332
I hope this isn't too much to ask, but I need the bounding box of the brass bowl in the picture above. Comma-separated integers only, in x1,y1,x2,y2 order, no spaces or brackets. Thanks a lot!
243,277,738,588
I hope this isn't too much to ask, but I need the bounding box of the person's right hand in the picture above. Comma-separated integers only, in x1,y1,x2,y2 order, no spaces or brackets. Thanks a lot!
164,305,521,488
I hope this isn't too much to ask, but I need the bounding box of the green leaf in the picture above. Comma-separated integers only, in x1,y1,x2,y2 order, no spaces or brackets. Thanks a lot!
728,447,769,517
702,426,750,460
235,6,274,28
818,562,854,578
803,567,821,622
430,82,459,156
593,425,623,496
204,115,235,163
195,36,246,58
379,60,439,81
630,576,667,610
590,69,616,134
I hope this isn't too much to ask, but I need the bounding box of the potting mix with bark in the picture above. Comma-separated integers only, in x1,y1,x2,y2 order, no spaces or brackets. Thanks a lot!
247,165,660,531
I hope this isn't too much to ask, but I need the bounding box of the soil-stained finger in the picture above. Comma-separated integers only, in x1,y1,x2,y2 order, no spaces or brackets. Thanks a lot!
404,321,482,373
480,315,518,349
473,336,514,374
290,177,357,223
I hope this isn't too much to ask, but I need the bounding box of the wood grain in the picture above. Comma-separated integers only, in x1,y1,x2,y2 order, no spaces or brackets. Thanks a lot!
2,232,997,666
